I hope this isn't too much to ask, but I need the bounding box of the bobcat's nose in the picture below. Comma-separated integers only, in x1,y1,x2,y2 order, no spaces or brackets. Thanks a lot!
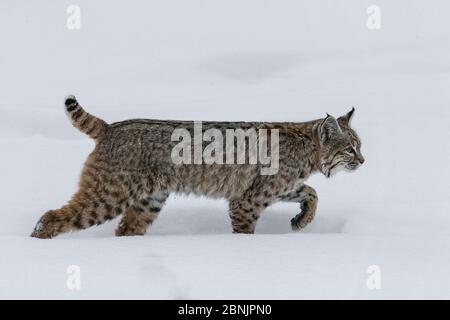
358,155,365,164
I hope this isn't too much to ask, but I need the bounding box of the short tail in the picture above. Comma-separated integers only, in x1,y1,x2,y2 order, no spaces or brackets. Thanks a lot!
64,95,108,140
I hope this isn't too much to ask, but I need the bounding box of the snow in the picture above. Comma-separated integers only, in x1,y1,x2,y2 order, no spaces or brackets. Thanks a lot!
1,0,450,299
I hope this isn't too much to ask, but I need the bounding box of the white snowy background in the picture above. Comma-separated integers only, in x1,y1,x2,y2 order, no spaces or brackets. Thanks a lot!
1,0,450,299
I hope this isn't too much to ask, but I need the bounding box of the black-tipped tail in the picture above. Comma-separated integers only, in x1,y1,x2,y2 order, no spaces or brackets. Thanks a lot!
65,95,79,112
64,95,108,140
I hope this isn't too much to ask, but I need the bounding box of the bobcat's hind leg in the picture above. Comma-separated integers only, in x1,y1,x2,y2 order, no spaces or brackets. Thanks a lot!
31,190,129,239
115,191,169,237
279,184,318,230
31,163,130,239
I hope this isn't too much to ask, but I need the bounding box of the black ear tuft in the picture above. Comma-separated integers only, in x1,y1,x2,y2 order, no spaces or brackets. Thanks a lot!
338,107,355,126
319,115,342,144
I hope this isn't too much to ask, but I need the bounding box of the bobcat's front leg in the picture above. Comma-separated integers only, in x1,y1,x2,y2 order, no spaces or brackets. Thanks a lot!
279,184,318,230
229,175,292,234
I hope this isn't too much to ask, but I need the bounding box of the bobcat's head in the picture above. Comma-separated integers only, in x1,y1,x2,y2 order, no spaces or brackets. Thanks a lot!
317,108,364,178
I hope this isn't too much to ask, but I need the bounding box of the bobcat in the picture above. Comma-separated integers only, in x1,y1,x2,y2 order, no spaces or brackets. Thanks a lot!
31,95,364,239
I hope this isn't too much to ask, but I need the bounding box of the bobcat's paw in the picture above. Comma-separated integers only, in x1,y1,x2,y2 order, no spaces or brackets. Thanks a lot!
115,224,146,237
290,212,314,231
31,210,63,239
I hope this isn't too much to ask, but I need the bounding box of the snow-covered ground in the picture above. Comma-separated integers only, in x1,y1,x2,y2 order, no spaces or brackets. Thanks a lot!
1,0,450,299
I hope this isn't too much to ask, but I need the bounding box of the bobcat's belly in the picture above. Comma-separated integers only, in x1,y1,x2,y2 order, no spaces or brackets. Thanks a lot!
171,163,259,199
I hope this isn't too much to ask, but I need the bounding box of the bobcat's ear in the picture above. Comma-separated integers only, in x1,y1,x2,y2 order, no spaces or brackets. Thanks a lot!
337,107,355,127
319,115,342,144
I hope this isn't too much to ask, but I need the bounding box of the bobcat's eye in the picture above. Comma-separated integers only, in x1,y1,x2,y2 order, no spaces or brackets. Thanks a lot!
346,147,354,154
